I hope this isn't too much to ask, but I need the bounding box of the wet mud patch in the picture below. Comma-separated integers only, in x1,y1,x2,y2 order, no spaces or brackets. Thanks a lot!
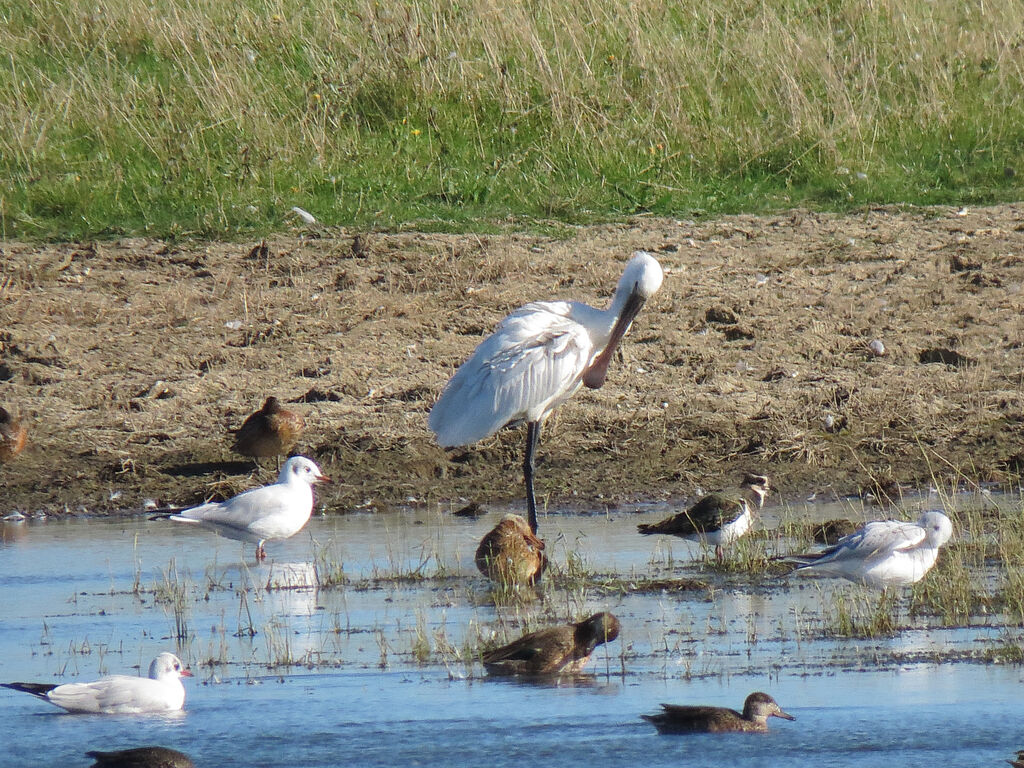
0,205,1022,514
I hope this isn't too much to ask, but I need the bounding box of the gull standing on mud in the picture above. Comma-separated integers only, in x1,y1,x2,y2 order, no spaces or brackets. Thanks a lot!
429,251,663,534
1,652,191,714
783,509,953,588
151,455,329,560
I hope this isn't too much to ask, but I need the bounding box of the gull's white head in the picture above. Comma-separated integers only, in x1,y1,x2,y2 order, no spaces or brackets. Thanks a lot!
918,510,953,547
619,251,664,300
149,652,192,681
278,455,331,485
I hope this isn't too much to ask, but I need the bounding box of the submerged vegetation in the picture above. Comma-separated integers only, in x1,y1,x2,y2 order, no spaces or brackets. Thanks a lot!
2,0,1023,239
29,487,1023,682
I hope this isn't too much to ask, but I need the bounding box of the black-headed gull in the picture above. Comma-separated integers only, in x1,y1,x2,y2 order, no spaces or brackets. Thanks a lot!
1,652,191,714
784,509,953,588
642,691,795,733
637,473,771,559
153,455,329,560
87,746,194,768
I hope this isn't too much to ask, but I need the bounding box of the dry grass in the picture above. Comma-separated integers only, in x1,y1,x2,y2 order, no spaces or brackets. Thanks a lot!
2,0,1023,236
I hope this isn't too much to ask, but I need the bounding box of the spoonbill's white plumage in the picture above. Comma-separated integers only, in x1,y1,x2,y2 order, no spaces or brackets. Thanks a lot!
153,455,329,560
785,509,953,588
429,252,663,533
1,652,191,714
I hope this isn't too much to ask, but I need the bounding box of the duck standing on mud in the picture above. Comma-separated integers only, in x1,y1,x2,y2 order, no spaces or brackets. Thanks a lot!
232,396,305,468
429,252,663,535
0,406,27,463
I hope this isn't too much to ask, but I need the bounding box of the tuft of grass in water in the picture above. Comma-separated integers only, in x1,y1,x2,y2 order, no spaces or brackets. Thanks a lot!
234,589,257,638
311,540,347,588
981,635,1024,664
376,630,391,670
410,610,432,664
152,559,194,645
2,0,1023,240
829,589,899,638
699,532,783,576
992,496,1024,621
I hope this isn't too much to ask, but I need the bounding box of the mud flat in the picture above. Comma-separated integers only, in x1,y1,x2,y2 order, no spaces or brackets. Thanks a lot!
0,204,1022,515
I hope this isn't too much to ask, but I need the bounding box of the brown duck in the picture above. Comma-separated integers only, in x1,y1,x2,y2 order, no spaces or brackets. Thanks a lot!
637,473,770,558
475,514,548,586
232,396,305,463
87,747,194,768
642,691,795,734
0,406,27,463
482,612,620,676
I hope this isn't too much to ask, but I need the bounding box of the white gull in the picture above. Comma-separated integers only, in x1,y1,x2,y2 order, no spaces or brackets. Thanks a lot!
1,652,191,714
785,509,953,588
153,455,329,560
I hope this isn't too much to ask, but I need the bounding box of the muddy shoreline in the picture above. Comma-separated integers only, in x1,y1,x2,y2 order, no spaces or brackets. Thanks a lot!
0,205,1022,515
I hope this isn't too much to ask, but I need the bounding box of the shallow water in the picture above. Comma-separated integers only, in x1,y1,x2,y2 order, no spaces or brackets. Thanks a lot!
2,498,1022,767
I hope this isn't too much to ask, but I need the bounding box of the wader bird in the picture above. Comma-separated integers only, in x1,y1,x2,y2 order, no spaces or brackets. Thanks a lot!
429,252,663,534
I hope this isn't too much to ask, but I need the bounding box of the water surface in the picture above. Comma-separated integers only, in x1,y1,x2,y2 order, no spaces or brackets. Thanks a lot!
2,498,1021,767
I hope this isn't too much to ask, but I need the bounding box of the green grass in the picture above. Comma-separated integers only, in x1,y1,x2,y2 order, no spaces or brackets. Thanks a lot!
2,0,1023,239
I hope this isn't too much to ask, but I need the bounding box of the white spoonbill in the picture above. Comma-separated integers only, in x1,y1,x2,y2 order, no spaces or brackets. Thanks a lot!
151,455,330,560
784,509,953,588
1,652,191,714
429,251,663,533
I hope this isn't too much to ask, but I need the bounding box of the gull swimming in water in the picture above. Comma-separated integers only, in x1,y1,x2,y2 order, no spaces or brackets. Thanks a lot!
642,691,795,734
151,455,329,560
1,653,191,714
784,509,953,588
429,251,663,534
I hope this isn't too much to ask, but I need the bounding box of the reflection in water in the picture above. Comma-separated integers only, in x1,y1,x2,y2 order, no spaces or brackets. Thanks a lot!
0,490,1021,766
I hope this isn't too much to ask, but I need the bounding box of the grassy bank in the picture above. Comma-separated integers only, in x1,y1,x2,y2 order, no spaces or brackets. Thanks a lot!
2,0,1023,239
